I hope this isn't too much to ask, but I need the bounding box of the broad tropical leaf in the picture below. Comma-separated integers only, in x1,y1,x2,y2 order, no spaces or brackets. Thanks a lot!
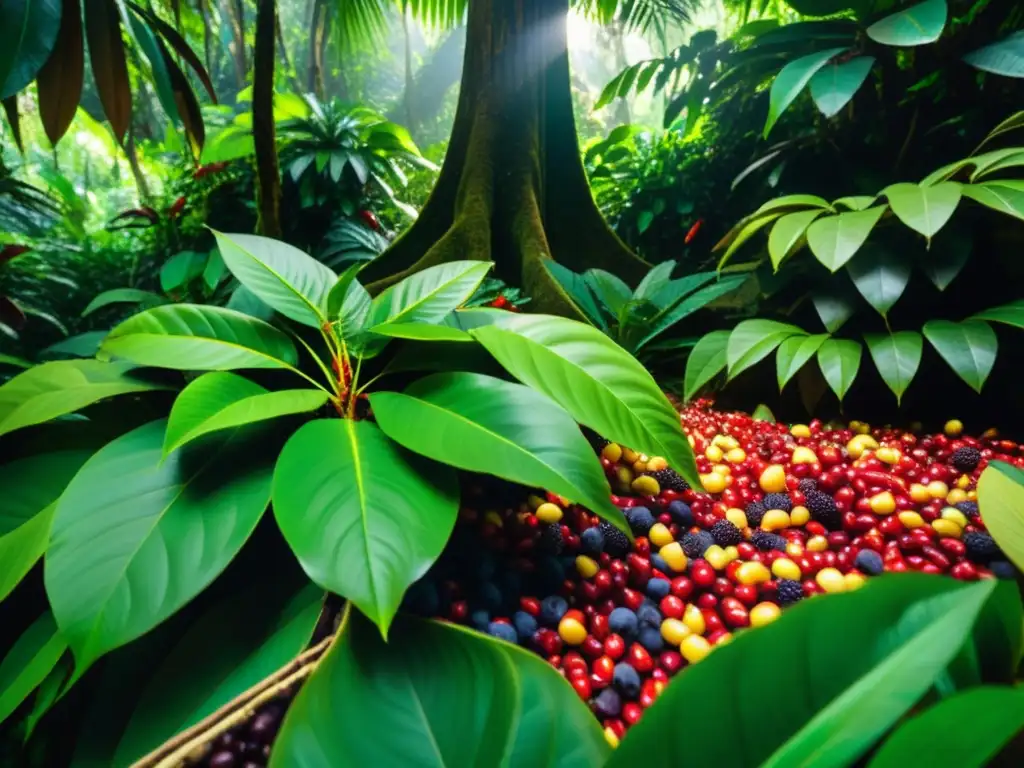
329,265,372,341
776,334,828,390
963,31,1024,78
769,209,825,269
764,48,848,137
922,320,997,393
973,299,1024,329
368,323,473,342
370,373,627,535
469,314,700,489
809,56,875,118
273,419,458,636
717,213,782,267
82,288,166,316
584,269,633,318
922,225,972,291
542,261,608,330
726,320,803,378
46,420,274,675
368,261,491,328
0,0,62,99
635,276,747,352
817,338,862,401
812,283,857,333
962,180,1024,220
977,461,1024,573
103,304,299,371
883,182,961,239
0,612,66,726
0,360,170,437
846,244,911,318
28,0,82,144
806,207,887,271
865,331,923,404
684,330,730,402
866,0,946,47
84,0,132,140
634,260,676,301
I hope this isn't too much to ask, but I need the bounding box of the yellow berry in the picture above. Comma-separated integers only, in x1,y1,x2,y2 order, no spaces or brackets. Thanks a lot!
750,602,782,627
601,443,623,462
647,456,668,472
941,507,969,528
536,502,563,524
649,523,674,548
927,480,949,500
759,464,787,493
876,446,901,465
789,505,810,526
622,448,639,463
761,509,791,531
558,616,587,645
845,572,867,590
909,483,931,503
944,419,963,437
846,435,879,459
816,567,847,593
484,510,504,527
527,494,545,510
683,604,706,635
632,474,661,496
604,727,620,748
704,545,729,571
701,473,727,494
723,546,739,562
856,423,871,435
616,466,634,486
712,464,732,476
898,511,925,529
790,424,811,438
932,519,963,539
659,542,688,573
726,447,747,464
791,446,818,465
786,541,805,558
576,555,599,579
633,459,649,474
869,491,896,515
967,490,978,501
660,618,690,646
807,535,829,552
956,474,972,490
736,561,771,585
680,634,712,664
946,488,968,505
771,557,802,580
982,427,999,439
705,445,724,463
725,507,748,529
722,435,740,450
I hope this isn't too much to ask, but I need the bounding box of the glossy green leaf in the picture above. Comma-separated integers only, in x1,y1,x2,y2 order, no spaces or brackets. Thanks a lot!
867,0,946,46
717,213,782,267
469,314,700,490
213,231,337,328
0,353,31,369
865,332,923,404
609,575,998,768
82,288,166,317
764,48,848,137
269,610,608,768
0,612,66,726
807,206,887,271
769,209,824,269
870,687,1024,768
0,360,170,438
635,276,747,352
776,334,828,391
329,268,371,343
812,284,857,333
103,304,299,371
164,372,327,456
809,56,874,117
922,320,997,393
973,299,1024,329
634,260,676,301
0,0,61,100
749,195,832,217
727,319,803,379
368,323,472,342
883,182,961,239
817,338,862,401
962,180,1024,221
684,331,730,402
977,461,1024,573
752,404,776,423
370,372,627,536
846,244,911,318
541,261,608,330
160,251,207,294
647,272,718,311
584,269,633,318
963,31,1024,78
273,419,458,637
922,225,972,291
833,196,876,211
113,583,322,765
46,420,274,676
368,261,491,328
0,451,91,603
970,150,1024,181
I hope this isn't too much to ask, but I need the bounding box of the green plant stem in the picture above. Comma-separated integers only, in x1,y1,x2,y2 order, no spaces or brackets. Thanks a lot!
281,361,334,397
348,356,364,417
355,372,385,396
293,333,338,397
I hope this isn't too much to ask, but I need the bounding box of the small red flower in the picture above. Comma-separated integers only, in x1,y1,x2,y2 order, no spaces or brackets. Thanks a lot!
168,196,187,219
684,218,704,245
358,210,380,231
489,295,509,309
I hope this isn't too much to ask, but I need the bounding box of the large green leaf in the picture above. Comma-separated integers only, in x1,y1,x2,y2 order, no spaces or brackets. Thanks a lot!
370,373,627,535
883,182,961,239
972,299,1024,329
717,213,782,267
327,263,371,343
103,304,298,371
269,610,608,767
213,231,337,328
635,276,747,353
541,261,608,330
961,180,1024,220
817,338,862,401
634,260,676,301
922,224,972,291
469,314,700,489
977,461,1024,574
0,360,171,438
367,261,491,328
865,332,923,404
609,575,999,768
46,420,274,675
647,272,718,311
866,0,946,47
113,583,322,765
806,206,887,271
584,269,633,318
0,451,91,603
684,330,730,402
922,320,997,393
726,319,803,378
846,244,911,318
81,288,166,317
0,0,62,99
776,334,828,391
769,209,825,270
812,283,858,333
963,31,1024,78
869,687,1024,768
809,56,875,118
764,48,848,137
164,372,328,456
368,323,472,342
0,612,66,726
273,419,458,637
159,250,207,294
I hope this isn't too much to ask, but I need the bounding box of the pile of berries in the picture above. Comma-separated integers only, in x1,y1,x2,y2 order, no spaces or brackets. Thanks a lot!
403,400,1021,747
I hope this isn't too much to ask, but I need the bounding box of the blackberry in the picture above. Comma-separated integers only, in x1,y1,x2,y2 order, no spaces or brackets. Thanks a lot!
750,530,787,552
681,530,715,558
538,523,564,555
649,468,689,492
776,579,804,605
745,500,767,527
762,493,793,512
950,447,982,473
963,532,1001,564
955,501,980,520
797,478,818,494
805,490,842,531
627,507,656,536
710,519,742,547
599,521,631,558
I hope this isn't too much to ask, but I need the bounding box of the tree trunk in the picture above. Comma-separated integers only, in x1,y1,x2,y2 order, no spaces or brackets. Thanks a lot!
306,0,328,98
198,0,218,90
387,26,465,137
221,0,247,89
359,0,647,316
125,129,151,202
253,0,282,238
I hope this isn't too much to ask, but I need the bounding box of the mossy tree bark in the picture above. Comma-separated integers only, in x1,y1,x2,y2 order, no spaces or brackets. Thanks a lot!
253,0,283,238
358,0,648,317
